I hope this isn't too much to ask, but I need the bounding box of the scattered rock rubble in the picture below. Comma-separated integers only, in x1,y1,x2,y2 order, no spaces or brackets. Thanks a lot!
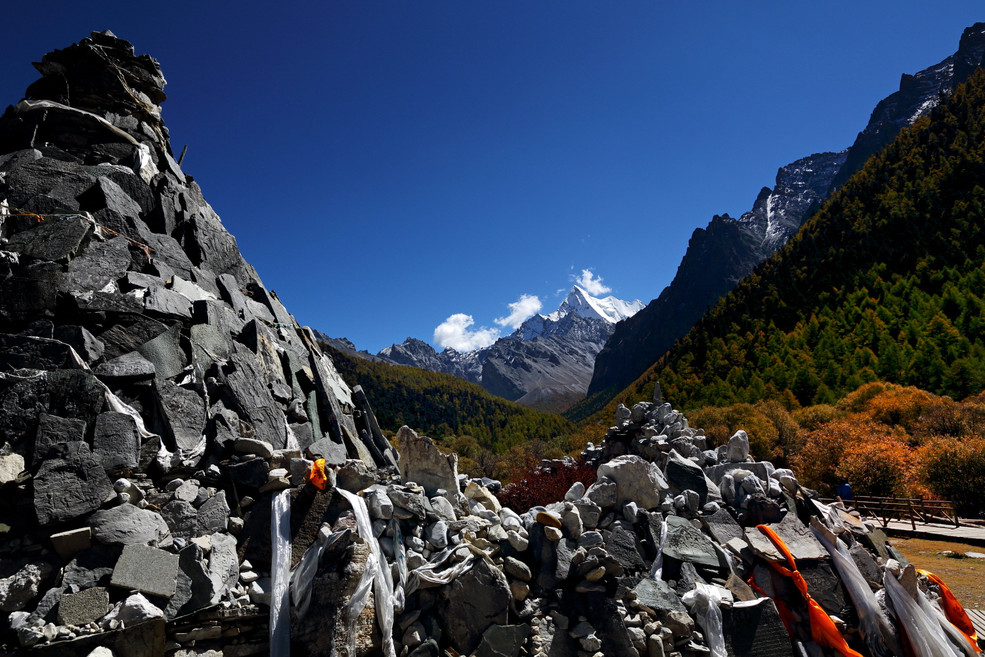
0,31,980,657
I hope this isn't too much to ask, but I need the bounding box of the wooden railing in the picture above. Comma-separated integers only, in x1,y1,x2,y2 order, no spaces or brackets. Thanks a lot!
846,495,960,530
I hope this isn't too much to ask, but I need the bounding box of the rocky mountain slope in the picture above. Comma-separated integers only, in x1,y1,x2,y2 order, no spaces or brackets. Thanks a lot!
352,285,643,411
589,66,985,419
586,22,985,406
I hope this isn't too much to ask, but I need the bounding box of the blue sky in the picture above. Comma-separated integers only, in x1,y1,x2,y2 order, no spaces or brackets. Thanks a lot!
1,2,982,352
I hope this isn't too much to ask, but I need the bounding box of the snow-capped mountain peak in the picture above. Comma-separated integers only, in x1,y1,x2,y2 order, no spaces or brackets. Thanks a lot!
364,284,644,411
545,285,644,324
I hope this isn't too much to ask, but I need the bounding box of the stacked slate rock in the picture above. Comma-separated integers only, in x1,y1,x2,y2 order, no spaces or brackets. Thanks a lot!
0,32,395,655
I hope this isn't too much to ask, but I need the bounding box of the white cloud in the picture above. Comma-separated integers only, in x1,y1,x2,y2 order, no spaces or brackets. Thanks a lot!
433,313,499,351
495,294,542,329
575,268,611,296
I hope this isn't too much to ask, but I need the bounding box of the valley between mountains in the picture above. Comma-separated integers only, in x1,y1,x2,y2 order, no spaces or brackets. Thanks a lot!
2,18,985,657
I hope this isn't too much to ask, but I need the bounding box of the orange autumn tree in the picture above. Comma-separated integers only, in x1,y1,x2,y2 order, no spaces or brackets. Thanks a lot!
792,417,901,496
836,435,919,498
919,437,985,516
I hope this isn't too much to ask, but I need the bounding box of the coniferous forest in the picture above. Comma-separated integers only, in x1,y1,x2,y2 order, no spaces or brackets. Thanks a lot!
588,70,985,418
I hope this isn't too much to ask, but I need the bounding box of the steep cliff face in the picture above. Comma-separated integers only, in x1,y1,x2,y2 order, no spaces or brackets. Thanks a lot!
830,22,985,191
588,22,985,401
589,151,845,398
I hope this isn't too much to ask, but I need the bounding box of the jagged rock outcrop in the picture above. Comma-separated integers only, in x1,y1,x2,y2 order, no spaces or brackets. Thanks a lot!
589,23,985,400
830,22,985,191
0,31,392,467
379,337,484,383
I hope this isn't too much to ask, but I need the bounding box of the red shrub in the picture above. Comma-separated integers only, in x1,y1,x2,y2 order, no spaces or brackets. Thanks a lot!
497,460,597,513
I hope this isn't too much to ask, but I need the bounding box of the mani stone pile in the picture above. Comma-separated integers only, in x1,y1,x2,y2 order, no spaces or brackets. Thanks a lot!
0,31,395,656
0,31,975,657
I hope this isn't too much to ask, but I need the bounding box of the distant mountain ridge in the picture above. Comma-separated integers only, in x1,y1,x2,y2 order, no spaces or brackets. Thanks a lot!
322,285,642,411
585,21,985,404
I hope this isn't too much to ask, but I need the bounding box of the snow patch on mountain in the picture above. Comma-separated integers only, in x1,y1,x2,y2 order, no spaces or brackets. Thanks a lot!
544,285,644,324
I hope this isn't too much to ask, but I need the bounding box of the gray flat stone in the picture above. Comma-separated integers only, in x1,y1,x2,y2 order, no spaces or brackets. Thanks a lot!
49,527,93,561
306,437,348,466
93,411,141,470
196,491,229,534
437,557,510,655
33,412,86,467
744,527,784,562
156,380,206,452
90,504,172,548
62,544,120,592
662,515,720,569
395,426,458,498
160,500,198,540
173,479,200,504
144,286,193,319
234,438,274,458
633,577,687,613
111,544,178,598
137,324,186,380
725,597,794,657
849,543,882,587
224,458,268,489
94,351,157,383
34,442,113,526
207,533,239,603
0,334,81,373
57,586,110,626
763,512,825,561
474,624,531,657
4,213,90,263
604,526,646,571
189,323,231,371
166,543,213,618
0,452,24,486
221,343,287,449
597,455,668,509
77,174,142,220
701,508,743,546
704,461,775,486
59,236,132,293
53,325,104,363
799,559,846,616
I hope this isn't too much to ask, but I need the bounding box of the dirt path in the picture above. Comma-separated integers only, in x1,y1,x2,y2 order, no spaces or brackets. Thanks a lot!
892,537,985,609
